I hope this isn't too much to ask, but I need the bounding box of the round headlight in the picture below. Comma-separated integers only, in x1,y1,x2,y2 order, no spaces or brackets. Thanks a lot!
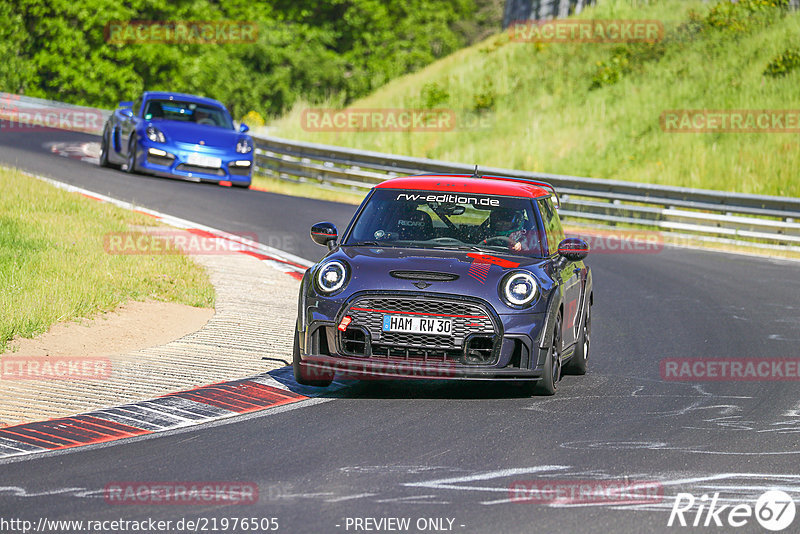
236,138,253,153
501,272,538,307
146,126,165,143
316,260,347,294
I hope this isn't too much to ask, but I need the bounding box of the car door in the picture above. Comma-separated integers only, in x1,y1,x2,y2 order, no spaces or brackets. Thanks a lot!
538,197,581,348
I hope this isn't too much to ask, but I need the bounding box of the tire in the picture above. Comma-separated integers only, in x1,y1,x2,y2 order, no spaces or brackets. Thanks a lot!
292,330,334,387
99,126,112,168
232,181,251,189
125,136,138,174
563,301,591,375
524,313,562,396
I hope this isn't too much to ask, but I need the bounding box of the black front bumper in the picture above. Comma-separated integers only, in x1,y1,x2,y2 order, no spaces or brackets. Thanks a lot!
300,354,545,381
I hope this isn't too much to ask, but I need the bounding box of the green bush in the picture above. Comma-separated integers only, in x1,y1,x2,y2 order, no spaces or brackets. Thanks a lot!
419,82,450,108
705,0,789,33
472,77,496,112
590,49,631,89
764,47,800,76
0,0,498,119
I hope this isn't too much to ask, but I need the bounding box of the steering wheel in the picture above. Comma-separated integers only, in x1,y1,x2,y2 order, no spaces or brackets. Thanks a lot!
197,118,216,126
479,236,512,247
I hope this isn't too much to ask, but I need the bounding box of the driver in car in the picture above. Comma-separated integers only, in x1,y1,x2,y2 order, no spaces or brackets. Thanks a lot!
195,109,215,126
486,208,539,253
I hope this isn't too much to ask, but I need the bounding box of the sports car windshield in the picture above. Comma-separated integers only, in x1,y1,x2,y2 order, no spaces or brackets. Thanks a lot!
142,99,233,129
345,188,545,257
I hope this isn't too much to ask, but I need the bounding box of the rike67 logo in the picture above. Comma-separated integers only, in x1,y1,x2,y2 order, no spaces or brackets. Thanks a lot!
668,490,796,531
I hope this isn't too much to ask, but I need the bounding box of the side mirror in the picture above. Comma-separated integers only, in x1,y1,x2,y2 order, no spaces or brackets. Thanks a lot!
311,222,338,249
239,123,250,133
558,237,589,262
120,108,134,119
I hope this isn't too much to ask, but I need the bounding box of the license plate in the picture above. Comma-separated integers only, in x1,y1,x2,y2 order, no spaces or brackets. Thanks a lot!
186,153,222,168
382,315,453,336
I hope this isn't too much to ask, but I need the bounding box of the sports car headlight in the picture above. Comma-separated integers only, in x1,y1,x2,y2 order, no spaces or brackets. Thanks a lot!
236,138,252,153
501,272,538,307
145,126,166,143
315,260,348,294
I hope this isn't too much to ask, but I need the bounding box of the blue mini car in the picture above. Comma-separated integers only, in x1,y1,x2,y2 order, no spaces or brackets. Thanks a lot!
294,174,593,395
99,91,253,187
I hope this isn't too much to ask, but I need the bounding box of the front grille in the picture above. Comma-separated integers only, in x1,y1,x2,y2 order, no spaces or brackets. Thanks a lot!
351,297,491,319
380,332,455,350
147,154,174,167
229,165,251,176
341,295,498,364
369,343,463,362
176,164,225,176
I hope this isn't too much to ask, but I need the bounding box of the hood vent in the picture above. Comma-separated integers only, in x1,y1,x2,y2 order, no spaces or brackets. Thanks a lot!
390,270,459,282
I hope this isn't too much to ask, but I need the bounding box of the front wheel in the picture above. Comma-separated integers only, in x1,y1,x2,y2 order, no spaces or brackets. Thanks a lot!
125,136,138,174
523,314,562,396
564,301,591,375
292,330,334,387
99,127,112,167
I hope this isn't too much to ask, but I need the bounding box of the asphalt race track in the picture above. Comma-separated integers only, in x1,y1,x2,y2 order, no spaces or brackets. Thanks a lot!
1,129,799,533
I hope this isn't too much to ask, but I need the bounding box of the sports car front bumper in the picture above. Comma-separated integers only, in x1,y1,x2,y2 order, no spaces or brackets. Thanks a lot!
136,139,252,185
299,291,550,381
299,353,546,381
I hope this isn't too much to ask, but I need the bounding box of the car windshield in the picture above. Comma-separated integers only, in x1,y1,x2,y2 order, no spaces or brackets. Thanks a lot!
345,188,545,257
142,99,233,129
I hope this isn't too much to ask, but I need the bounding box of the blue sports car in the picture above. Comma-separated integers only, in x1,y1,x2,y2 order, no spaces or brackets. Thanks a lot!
99,91,253,187
294,173,593,395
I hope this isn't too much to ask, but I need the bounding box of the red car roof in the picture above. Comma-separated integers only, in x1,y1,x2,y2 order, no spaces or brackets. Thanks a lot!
375,175,551,198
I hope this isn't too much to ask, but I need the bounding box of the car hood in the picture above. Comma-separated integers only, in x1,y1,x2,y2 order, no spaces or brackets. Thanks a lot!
146,120,243,147
330,246,551,302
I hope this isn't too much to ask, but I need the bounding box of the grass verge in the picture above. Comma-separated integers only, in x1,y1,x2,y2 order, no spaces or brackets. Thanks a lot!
251,173,367,205
0,167,215,352
268,0,800,198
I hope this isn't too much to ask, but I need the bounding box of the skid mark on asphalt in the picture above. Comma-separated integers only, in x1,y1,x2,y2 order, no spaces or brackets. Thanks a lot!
4,463,800,518
527,377,800,447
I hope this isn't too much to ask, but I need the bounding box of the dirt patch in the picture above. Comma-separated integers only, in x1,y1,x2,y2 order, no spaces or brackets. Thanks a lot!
4,301,214,357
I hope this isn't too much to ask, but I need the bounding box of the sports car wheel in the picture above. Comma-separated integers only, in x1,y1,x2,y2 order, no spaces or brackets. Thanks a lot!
99,127,112,168
564,301,591,375
292,330,334,387
524,313,562,396
125,136,138,174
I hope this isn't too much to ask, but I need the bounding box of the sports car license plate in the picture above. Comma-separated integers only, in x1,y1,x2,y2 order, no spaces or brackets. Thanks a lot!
382,315,453,335
186,153,222,168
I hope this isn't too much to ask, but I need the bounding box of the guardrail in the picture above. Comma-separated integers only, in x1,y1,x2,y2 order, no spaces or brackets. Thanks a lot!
0,92,109,136
253,135,800,251
3,90,796,251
